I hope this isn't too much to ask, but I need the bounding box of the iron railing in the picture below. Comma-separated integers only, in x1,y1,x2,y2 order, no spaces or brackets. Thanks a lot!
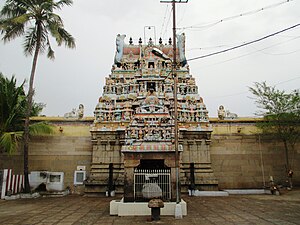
134,168,171,201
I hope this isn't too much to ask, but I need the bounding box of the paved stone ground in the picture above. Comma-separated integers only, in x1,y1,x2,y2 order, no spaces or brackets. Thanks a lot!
0,189,300,225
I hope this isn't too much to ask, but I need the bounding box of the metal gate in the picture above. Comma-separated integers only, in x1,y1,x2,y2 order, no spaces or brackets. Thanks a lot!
134,168,171,201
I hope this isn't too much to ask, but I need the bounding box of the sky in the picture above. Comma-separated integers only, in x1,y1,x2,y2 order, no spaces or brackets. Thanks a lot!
0,0,300,117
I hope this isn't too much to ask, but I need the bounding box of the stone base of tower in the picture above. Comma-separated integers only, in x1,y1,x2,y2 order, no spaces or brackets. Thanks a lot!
85,130,125,195
84,163,124,195
85,129,218,195
181,162,219,191
180,130,219,192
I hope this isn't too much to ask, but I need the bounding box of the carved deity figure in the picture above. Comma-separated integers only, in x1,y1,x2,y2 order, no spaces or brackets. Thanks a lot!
218,105,226,120
138,129,143,140
124,111,131,120
64,104,84,119
78,104,84,119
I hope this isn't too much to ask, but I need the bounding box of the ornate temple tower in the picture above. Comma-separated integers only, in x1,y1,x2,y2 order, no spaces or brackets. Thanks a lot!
86,34,218,199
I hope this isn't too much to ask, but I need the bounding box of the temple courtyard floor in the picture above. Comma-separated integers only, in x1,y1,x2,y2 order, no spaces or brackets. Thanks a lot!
0,189,300,225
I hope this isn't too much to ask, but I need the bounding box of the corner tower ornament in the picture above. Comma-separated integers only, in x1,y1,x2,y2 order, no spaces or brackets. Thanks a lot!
177,33,187,67
87,35,218,202
114,34,126,66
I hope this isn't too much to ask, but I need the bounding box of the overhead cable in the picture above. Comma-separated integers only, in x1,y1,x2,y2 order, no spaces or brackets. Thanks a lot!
160,5,170,38
194,35,300,69
187,23,300,62
178,0,294,31
162,6,173,41
207,76,300,99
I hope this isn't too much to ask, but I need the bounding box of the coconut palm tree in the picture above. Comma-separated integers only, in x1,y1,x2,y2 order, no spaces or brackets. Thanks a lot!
0,0,75,192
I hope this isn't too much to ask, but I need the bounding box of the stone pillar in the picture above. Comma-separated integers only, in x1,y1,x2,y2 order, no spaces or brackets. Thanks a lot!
85,130,124,194
181,131,218,191
123,154,139,202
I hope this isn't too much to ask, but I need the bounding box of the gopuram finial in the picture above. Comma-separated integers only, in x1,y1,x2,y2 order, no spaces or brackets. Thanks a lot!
159,37,163,45
148,37,153,45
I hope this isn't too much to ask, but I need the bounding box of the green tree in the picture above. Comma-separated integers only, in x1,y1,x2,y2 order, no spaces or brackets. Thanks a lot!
0,0,75,192
0,73,26,154
249,81,300,188
0,73,53,154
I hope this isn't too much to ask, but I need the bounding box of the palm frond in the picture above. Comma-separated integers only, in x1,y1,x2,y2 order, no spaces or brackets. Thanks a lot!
0,21,25,42
23,26,37,55
38,25,49,54
29,122,54,136
46,39,55,59
55,0,73,10
10,13,30,24
0,74,26,132
57,27,75,48
0,1,27,18
0,131,23,154
46,16,63,45
31,102,46,116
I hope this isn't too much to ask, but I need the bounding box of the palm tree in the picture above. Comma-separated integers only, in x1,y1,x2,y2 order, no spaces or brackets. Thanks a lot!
0,73,26,154
0,0,75,192
0,73,52,154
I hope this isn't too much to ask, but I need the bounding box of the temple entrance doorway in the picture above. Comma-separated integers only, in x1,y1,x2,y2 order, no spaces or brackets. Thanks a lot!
134,159,171,201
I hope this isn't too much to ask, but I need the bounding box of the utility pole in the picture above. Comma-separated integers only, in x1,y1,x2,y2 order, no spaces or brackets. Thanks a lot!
160,0,188,219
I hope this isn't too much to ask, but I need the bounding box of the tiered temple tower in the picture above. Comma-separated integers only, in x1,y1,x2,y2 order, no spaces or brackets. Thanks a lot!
86,34,218,199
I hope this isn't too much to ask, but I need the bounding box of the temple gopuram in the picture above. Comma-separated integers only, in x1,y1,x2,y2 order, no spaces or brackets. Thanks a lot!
86,34,218,201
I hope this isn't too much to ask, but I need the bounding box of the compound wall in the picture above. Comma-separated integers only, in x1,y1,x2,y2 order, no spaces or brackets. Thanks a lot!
0,117,299,192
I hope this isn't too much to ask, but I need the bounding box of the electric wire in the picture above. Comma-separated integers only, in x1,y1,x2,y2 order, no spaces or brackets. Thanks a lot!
187,34,300,52
160,5,170,39
193,35,300,69
274,76,300,86
250,46,300,56
206,76,300,99
187,23,300,62
162,6,173,41
177,3,187,27
187,45,230,51
178,0,295,31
